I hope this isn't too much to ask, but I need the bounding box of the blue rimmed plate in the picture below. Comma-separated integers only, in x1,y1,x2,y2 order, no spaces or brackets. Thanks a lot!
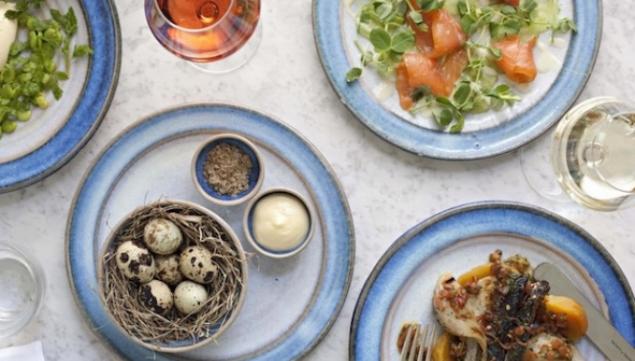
350,202,634,360
66,104,354,360
0,0,120,192
313,0,602,160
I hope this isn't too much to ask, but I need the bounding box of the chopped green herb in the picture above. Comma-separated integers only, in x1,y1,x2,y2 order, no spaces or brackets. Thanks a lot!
0,1,91,141
73,44,92,58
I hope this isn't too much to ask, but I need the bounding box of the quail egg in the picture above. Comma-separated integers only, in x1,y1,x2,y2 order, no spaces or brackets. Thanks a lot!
139,280,174,314
115,241,156,283
179,246,218,284
174,281,208,315
156,254,183,286
143,218,183,255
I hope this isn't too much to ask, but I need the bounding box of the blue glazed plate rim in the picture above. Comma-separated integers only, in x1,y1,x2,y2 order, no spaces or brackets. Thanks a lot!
0,0,121,192
349,201,635,360
312,0,603,160
65,104,355,361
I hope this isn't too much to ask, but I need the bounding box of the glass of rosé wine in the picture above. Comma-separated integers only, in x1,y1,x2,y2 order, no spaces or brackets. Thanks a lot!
145,0,261,73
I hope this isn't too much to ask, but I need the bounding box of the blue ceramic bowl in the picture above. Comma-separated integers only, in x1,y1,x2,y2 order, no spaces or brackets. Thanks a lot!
243,187,315,259
192,134,264,206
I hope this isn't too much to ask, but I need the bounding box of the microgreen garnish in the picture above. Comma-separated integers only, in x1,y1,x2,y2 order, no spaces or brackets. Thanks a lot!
346,67,363,83
418,0,444,11
346,0,575,133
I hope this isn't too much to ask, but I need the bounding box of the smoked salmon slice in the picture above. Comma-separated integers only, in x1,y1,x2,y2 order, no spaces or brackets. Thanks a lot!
396,62,415,110
396,50,469,110
439,49,468,92
407,17,434,54
493,35,537,83
426,10,467,58
406,3,466,58
403,52,448,97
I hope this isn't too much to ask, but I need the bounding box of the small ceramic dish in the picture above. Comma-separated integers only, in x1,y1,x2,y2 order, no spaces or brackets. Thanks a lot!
243,188,315,259
192,133,264,206
97,200,248,353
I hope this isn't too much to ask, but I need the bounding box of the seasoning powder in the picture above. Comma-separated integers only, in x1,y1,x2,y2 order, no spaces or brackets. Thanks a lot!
203,143,253,195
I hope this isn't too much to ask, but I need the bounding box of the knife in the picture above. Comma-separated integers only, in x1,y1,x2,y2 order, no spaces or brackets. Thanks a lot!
534,263,635,361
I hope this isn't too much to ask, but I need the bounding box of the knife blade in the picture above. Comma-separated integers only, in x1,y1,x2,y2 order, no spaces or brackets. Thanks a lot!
534,263,635,361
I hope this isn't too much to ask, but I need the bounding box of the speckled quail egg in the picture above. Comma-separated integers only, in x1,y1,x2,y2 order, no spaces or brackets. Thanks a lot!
179,246,218,284
174,281,208,315
155,254,183,286
143,218,183,255
115,241,156,283
139,280,174,314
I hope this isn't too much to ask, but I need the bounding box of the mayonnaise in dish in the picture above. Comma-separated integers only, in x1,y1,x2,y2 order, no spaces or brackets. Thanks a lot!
0,2,17,67
252,192,310,252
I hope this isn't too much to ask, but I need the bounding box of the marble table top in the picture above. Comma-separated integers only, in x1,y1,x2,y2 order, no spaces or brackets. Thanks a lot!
0,0,633,359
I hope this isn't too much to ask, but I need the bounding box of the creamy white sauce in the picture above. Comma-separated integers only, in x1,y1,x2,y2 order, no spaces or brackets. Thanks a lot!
373,81,394,102
0,2,17,68
252,193,310,251
536,41,562,73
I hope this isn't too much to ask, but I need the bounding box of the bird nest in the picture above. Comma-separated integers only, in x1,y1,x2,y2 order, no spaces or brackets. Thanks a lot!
100,201,246,351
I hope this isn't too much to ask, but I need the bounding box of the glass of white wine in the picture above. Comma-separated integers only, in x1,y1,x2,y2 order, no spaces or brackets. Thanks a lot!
521,97,635,211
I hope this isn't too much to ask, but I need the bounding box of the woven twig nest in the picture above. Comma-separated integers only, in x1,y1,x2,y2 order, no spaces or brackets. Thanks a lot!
98,200,248,353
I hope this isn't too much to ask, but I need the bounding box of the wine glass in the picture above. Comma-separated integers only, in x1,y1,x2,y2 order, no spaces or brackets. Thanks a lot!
145,0,262,74
0,242,44,338
520,97,635,211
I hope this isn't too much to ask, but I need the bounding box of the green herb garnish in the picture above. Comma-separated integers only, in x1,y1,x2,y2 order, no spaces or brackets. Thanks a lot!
0,0,91,139
346,0,575,132
346,67,363,83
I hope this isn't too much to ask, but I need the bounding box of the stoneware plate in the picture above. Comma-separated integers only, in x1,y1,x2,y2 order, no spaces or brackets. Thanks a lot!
0,0,120,192
66,104,355,361
350,202,635,360
313,0,602,160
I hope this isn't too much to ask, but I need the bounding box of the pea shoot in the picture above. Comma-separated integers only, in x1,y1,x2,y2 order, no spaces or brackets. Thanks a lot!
0,0,91,139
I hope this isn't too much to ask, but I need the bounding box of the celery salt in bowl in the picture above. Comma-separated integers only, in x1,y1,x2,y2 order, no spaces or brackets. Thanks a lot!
192,133,264,206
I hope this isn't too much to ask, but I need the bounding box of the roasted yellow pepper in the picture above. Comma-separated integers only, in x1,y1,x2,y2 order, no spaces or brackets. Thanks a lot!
544,295,588,341
432,332,453,361
457,263,493,286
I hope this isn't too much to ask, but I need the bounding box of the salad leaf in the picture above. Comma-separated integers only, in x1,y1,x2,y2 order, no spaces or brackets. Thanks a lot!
418,0,444,11
391,30,415,53
346,67,363,83
369,28,392,51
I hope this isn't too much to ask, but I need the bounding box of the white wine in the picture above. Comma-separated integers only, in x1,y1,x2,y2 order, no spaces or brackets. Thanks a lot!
552,98,635,210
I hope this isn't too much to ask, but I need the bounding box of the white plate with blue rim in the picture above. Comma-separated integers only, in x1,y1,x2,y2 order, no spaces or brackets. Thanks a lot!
0,0,120,192
313,0,602,160
350,202,635,360
66,104,355,361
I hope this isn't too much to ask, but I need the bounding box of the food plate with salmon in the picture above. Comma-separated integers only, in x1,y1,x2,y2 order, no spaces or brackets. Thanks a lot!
313,0,601,159
350,202,635,360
